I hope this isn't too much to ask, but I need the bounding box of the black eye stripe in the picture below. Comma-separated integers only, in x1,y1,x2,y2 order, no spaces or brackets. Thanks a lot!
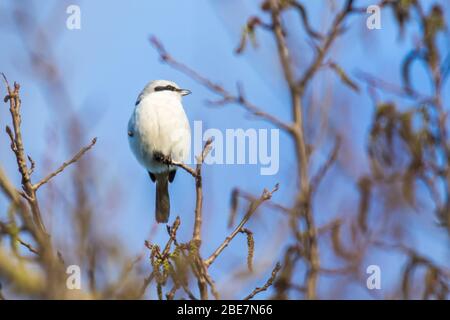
154,85,177,92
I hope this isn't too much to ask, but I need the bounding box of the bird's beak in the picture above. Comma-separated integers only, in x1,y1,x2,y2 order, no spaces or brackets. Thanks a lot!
178,89,192,96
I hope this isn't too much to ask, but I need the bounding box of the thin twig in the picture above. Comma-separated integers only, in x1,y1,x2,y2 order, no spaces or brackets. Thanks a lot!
17,238,39,255
243,262,281,300
237,189,290,214
33,138,97,190
169,160,197,178
356,70,436,105
310,137,341,193
205,184,279,267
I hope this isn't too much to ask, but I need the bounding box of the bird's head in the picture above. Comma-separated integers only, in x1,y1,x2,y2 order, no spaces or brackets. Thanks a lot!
135,80,191,106
143,80,191,97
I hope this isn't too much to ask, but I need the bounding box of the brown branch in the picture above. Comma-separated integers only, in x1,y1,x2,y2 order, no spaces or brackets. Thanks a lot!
198,259,220,300
165,284,179,300
191,139,213,300
1,75,75,299
150,36,293,133
17,238,39,255
27,155,35,176
243,262,281,300
179,280,198,300
138,272,155,299
236,188,290,214
0,167,21,203
169,160,197,178
204,184,279,267
0,167,37,243
161,216,181,258
192,138,213,245
310,137,341,193
356,71,435,104
155,140,213,299
148,1,356,300
0,283,4,300
287,0,323,40
269,0,297,91
298,0,355,91
270,0,356,300
2,74,47,235
268,0,322,300
33,137,97,190
0,220,39,256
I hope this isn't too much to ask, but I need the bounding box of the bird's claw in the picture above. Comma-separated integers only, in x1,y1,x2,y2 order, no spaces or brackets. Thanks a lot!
154,152,172,165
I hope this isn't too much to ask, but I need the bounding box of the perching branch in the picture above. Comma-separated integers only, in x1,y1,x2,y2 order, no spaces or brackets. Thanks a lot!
163,143,279,299
2,74,46,235
192,138,213,244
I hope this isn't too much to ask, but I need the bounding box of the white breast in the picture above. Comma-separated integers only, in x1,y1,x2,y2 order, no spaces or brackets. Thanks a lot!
128,92,191,173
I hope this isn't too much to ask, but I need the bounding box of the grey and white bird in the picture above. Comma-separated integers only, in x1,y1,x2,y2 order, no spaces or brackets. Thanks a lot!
128,80,191,223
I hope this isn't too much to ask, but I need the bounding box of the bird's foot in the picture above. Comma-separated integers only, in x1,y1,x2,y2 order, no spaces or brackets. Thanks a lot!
153,151,172,166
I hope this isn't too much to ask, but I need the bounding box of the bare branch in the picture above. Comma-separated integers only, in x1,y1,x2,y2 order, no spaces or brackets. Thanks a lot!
150,36,293,133
27,155,35,176
17,238,39,255
2,74,47,235
235,188,290,215
269,0,297,91
192,138,213,245
161,216,181,258
310,137,341,193
298,0,355,91
243,262,281,300
205,184,279,267
33,138,97,190
169,160,197,178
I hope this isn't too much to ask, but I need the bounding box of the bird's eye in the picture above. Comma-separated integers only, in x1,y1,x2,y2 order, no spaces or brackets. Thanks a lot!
165,85,176,91
154,86,165,91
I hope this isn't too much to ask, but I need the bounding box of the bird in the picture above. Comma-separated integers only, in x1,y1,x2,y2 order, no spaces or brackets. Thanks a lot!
128,80,191,223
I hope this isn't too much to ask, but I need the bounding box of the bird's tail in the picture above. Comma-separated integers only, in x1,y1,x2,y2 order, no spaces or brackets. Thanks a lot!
155,173,170,223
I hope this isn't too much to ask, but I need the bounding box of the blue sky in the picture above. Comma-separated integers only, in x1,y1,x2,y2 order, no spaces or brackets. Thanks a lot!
0,0,449,299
